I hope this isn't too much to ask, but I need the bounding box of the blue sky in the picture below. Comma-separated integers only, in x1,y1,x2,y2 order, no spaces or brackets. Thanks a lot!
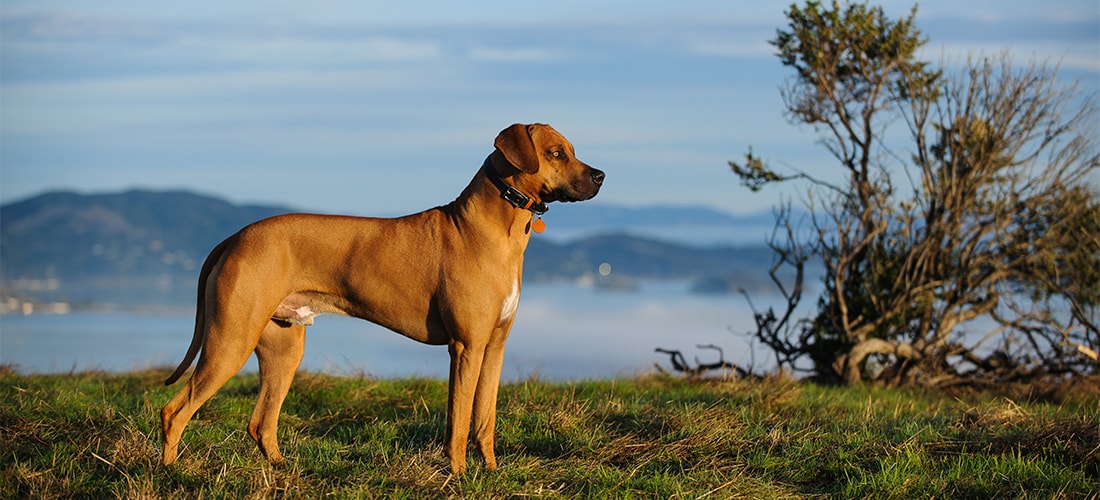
2,1,1097,216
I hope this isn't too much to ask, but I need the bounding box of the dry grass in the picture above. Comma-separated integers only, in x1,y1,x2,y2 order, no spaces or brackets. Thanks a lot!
1,367,1097,498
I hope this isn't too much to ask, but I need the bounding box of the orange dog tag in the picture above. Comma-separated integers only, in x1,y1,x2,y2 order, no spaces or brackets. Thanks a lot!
531,217,546,233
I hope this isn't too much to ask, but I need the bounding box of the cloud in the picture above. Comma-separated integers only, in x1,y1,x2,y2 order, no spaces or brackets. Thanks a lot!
0,11,161,42
926,42,1100,73
2,12,446,81
2,1,1095,216
467,46,567,63
685,39,774,58
204,36,443,67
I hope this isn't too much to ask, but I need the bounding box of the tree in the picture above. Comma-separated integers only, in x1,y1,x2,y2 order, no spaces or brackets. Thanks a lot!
732,1,1099,386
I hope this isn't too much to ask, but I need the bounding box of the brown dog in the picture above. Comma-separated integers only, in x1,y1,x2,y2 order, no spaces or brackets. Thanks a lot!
160,123,604,474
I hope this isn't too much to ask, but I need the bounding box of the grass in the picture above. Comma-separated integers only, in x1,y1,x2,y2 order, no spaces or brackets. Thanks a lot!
1,366,1097,498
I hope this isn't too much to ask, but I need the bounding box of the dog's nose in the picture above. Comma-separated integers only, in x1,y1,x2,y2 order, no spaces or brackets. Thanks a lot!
591,169,605,186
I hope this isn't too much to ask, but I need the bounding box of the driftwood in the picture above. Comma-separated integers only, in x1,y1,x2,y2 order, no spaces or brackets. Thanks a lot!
654,344,752,378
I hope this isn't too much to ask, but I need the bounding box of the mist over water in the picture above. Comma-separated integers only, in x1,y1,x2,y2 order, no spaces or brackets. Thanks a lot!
1,283,782,380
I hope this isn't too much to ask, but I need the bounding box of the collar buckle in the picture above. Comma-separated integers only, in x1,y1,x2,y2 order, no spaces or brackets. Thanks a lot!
500,186,533,210
484,160,549,215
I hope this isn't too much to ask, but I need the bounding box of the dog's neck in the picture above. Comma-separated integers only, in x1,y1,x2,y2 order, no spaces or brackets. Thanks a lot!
481,157,548,216
444,156,544,240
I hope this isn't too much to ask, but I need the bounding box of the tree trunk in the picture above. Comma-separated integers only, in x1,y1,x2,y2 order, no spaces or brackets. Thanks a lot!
834,338,921,384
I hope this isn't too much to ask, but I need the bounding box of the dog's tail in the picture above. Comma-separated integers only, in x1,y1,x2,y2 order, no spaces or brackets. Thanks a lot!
164,236,235,386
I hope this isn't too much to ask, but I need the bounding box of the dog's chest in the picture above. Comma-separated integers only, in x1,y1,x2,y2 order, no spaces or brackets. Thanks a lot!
498,280,520,325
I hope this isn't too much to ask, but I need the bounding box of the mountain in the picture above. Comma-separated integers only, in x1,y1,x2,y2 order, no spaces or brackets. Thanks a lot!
525,233,773,283
1,189,296,280
530,202,782,246
0,190,779,309
1,190,297,307
544,202,775,228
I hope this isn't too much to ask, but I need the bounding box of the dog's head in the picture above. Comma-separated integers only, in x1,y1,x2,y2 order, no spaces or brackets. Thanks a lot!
492,123,604,203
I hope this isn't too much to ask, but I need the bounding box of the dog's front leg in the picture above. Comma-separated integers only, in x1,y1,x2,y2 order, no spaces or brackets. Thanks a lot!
444,338,486,475
470,327,509,470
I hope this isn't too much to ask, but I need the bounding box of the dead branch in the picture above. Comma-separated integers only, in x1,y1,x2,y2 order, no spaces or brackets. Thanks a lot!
655,344,752,379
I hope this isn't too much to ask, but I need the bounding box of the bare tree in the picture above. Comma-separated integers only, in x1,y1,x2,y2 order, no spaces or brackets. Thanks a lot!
732,2,1099,386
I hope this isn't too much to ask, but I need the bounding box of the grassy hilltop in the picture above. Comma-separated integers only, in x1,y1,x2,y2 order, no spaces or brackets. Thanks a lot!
1,368,1097,498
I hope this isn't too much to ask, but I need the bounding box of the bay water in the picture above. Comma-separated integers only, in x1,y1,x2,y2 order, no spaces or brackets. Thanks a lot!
1,282,778,380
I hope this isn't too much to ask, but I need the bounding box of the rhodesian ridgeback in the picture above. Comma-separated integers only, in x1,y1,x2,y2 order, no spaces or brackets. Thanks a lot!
160,123,604,474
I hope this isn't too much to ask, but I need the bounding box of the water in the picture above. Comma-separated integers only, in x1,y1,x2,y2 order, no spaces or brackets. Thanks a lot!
0,283,777,380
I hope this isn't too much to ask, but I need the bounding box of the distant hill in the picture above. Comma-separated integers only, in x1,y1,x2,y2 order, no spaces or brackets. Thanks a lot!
526,233,773,283
1,189,296,280
545,203,775,228
1,190,297,307
0,190,779,309
532,202,781,245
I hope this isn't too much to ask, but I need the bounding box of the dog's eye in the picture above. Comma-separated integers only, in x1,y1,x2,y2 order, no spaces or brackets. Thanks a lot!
549,149,566,159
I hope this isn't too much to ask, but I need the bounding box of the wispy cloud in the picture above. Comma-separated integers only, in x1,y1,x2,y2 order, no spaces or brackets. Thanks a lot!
1,1,1096,215
467,46,569,63
211,37,443,65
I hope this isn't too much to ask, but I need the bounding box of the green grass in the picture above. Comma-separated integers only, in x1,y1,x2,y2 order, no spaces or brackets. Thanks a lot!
1,366,1097,498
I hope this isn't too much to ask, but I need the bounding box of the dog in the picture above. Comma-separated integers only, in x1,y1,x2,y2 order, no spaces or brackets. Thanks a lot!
160,123,604,474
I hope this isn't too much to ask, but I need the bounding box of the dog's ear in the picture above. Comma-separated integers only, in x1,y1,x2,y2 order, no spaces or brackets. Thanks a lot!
494,123,540,174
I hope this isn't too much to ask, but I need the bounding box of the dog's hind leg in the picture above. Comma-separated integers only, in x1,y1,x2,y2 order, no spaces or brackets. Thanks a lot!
248,319,306,462
161,320,264,465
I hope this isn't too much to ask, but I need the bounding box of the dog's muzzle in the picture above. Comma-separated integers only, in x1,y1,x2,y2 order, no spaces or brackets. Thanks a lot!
558,167,605,203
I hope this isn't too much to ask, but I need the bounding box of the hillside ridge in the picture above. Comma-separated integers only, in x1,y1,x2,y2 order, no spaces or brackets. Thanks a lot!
1,189,778,309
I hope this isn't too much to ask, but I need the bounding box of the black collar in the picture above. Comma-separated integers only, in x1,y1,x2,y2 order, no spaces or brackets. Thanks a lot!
482,159,549,215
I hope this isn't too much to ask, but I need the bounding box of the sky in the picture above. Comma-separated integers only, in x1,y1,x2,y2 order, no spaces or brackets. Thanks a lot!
2,1,1097,217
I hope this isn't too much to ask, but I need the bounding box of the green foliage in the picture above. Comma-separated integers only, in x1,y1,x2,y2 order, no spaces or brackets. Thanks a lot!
769,1,938,180
1,369,1096,497
729,147,784,192
734,1,1099,385
1012,184,1100,307
773,1,927,105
